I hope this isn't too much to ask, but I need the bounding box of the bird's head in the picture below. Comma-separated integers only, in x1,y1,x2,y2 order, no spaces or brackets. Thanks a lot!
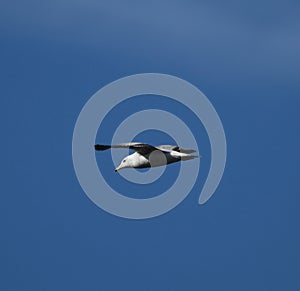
115,156,133,172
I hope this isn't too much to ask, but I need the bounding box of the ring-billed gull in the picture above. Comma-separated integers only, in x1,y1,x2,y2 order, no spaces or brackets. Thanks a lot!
94,142,200,172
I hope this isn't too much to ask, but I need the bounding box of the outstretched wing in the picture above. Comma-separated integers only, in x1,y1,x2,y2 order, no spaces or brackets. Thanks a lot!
157,145,196,154
94,142,158,155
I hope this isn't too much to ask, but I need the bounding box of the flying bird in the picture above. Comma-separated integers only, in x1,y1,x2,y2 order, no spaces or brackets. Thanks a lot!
94,142,200,172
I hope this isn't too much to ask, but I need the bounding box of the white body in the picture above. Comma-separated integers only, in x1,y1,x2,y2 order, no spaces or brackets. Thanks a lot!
115,150,198,171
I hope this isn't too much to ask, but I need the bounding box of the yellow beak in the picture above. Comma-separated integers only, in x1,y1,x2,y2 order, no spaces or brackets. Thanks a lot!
115,165,122,172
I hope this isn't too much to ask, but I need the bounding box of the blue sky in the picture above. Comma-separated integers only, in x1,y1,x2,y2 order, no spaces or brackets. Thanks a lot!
1,1,300,290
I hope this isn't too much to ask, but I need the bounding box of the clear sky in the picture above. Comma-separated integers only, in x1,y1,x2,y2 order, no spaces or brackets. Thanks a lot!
1,1,300,290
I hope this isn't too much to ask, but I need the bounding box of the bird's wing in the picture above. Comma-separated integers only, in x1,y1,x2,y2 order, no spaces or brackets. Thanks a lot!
95,142,160,155
157,145,196,154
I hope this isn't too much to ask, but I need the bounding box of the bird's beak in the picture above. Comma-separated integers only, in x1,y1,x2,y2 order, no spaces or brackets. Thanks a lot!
115,165,122,172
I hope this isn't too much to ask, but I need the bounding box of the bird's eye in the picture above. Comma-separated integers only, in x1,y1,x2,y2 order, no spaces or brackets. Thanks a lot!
123,159,126,163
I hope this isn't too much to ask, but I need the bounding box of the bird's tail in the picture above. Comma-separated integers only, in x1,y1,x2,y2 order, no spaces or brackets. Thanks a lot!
181,154,201,161
179,148,196,154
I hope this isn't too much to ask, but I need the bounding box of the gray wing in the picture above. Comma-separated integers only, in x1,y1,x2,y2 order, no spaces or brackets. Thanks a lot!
157,145,196,154
95,142,159,155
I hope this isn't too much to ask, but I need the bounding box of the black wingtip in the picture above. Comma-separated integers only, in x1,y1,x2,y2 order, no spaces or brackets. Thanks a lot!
94,144,111,151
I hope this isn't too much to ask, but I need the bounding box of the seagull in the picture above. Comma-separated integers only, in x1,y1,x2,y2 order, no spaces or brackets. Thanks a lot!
94,142,200,172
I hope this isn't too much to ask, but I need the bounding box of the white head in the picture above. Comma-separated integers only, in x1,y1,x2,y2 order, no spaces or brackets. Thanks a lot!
115,154,136,172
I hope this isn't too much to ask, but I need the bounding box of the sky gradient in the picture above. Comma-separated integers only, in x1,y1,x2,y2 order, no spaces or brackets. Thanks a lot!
1,1,300,290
